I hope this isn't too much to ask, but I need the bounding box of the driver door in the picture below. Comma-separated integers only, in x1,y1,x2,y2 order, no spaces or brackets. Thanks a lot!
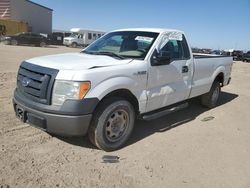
18,33,27,44
146,36,193,112
78,34,84,45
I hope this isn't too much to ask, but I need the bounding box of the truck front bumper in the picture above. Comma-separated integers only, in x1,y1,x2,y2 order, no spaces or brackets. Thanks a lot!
13,91,99,136
63,41,72,46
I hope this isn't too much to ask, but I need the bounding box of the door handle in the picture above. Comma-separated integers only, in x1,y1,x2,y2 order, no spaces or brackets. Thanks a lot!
182,66,189,73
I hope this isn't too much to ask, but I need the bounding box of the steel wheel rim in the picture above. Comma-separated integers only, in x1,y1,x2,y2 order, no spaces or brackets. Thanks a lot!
105,109,129,142
212,86,219,104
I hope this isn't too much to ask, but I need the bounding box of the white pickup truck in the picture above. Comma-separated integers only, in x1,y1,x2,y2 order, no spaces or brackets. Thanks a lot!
13,28,233,151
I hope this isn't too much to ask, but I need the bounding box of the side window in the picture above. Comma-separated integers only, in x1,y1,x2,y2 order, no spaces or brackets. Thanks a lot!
24,33,31,38
93,33,96,40
88,33,92,40
161,40,183,60
181,35,191,59
31,33,39,38
98,34,101,38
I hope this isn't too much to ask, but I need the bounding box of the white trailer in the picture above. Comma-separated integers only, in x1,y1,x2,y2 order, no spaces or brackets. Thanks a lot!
63,28,105,47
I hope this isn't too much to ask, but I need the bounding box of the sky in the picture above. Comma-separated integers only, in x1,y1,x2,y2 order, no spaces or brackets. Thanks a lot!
33,0,250,51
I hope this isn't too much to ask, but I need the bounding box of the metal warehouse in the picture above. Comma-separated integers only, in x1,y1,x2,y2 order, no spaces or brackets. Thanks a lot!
0,0,52,34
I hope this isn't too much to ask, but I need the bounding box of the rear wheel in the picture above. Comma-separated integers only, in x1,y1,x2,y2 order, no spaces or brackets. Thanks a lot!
88,98,135,151
201,81,221,108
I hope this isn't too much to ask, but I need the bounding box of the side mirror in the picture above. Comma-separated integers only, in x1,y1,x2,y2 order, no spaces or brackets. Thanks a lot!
151,51,171,66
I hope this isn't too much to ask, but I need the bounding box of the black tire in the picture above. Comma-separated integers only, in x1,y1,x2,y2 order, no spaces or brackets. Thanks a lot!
88,97,135,151
201,81,221,108
11,39,18,45
71,42,77,48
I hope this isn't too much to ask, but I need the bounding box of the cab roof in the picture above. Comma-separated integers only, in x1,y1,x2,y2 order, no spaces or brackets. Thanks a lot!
112,28,184,34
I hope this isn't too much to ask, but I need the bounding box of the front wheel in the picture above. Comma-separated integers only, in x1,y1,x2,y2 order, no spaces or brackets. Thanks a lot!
201,81,221,108
71,42,77,48
39,41,46,47
88,98,135,151
11,39,18,45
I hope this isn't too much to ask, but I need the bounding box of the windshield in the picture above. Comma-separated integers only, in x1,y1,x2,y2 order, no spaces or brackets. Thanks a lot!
13,32,23,36
83,31,159,59
69,33,79,38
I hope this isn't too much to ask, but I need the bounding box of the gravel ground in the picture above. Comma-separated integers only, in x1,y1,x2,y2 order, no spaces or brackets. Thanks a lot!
0,44,250,188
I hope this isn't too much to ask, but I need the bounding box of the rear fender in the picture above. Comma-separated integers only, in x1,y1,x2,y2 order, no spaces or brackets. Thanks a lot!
211,66,225,86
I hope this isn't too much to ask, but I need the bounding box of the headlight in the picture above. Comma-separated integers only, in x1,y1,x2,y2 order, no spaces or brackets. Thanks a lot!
52,80,90,106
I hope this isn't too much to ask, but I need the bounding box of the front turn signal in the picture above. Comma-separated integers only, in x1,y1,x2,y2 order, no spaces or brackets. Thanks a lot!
79,82,91,99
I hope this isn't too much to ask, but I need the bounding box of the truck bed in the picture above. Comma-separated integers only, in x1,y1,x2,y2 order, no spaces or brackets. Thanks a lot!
190,53,233,98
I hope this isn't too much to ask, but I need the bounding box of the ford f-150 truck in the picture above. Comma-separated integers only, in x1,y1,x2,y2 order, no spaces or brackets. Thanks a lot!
13,28,233,151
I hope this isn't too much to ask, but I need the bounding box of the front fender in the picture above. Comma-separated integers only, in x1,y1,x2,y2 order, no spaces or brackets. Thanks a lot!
86,76,141,100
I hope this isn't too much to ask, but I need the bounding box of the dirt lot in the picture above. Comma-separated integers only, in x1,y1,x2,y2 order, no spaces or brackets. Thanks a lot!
0,44,250,188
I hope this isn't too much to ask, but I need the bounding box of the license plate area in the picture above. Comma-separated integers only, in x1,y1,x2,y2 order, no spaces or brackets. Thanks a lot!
15,105,27,122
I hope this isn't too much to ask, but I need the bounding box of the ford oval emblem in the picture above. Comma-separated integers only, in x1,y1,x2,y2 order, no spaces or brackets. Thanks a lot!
21,77,31,87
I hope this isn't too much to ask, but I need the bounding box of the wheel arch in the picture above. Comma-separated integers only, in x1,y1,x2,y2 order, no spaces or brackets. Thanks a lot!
93,89,140,116
85,75,145,114
215,72,224,86
212,66,226,86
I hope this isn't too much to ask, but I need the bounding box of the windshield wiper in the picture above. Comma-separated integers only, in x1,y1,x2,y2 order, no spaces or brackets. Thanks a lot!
96,51,125,59
82,51,124,59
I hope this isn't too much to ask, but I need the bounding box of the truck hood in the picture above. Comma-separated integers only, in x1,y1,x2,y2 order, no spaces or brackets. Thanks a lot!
64,37,75,40
26,53,133,70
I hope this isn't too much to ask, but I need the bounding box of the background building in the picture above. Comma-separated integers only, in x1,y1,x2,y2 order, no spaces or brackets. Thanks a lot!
0,0,52,34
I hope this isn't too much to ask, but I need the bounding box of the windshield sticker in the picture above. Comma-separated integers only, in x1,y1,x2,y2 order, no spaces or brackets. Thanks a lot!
159,31,183,50
166,32,183,41
135,36,154,43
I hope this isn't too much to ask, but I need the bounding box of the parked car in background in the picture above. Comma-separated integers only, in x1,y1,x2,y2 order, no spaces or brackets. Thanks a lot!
232,50,243,61
3,32,48,47
242,52,250,62
63,28,105,48
212,50,223,55
191,48,212,54
48,32,71,45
